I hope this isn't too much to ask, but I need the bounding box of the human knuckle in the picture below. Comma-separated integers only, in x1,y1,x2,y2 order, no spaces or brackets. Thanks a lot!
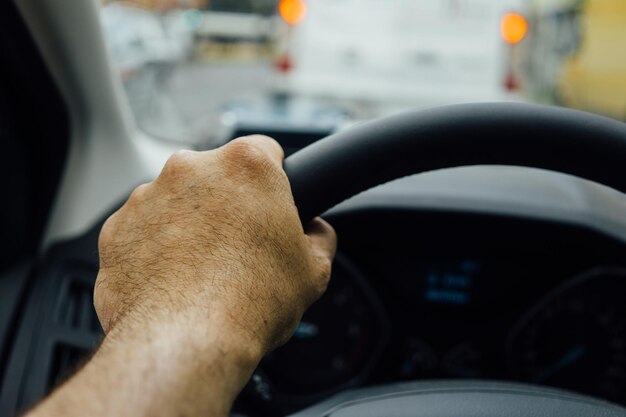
243,134,278,147
308,258,332,298
318,257,333,281
223,139,272,174
98,215,117,250
127,183,150,204
162,150,196,178
93,278,107,308
326,223,338,243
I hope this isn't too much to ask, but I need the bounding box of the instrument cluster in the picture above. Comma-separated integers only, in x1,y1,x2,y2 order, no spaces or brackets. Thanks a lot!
232,211,626,415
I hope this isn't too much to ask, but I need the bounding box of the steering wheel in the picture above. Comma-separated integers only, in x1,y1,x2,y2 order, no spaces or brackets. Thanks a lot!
281,102,626,417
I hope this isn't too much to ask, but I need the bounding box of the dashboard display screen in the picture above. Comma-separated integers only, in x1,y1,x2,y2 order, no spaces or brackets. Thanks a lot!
418,260,479,306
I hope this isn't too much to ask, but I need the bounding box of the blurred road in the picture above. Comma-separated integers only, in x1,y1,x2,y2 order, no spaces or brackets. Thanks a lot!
169,62,274,121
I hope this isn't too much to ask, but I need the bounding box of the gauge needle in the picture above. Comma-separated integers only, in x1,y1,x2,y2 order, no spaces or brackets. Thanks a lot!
533,345,587,383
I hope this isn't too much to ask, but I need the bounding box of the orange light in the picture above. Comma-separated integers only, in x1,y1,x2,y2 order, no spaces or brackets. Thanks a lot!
279,0,307,25
501,12,528,45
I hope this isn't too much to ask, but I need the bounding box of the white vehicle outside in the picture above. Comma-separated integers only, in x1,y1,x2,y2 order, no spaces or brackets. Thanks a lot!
280,0,528,115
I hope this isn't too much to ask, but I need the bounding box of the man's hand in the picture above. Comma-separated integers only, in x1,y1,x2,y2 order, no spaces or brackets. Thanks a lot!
96,135,336,349
27,136,336,417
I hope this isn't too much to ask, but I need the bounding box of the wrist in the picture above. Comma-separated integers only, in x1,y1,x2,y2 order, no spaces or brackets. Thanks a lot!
105,304,266,368
96,305,264,414
33,305,265,417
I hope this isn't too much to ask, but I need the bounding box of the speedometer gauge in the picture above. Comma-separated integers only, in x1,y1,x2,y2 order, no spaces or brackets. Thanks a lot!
261,254,387,400
508,269,626,403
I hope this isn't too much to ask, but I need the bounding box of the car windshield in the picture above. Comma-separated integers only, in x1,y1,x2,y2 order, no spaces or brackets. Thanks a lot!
99,0,626,146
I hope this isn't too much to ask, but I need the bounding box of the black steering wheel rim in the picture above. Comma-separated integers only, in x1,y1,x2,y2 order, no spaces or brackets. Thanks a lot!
284,102,626,223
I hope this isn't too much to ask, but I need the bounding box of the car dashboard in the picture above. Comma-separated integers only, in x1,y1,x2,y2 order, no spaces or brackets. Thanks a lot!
3,168,626,417
253,208,626,413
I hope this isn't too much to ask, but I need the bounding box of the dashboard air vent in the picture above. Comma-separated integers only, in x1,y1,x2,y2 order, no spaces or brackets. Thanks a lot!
45,268,102,393
47,343,87,392
55,274,101,333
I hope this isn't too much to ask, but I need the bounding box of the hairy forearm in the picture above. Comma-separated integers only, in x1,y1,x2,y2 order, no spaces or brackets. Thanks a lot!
26,309,263,417
26,137,336,416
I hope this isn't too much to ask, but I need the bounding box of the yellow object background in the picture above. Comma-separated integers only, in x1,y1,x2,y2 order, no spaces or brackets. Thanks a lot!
559,0,626,119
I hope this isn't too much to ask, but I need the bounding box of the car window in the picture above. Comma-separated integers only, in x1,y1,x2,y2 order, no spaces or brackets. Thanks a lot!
99,0,626,146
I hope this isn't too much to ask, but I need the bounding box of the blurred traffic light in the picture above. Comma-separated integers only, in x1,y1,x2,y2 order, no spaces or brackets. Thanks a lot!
279,0,307,25
501,12,528,44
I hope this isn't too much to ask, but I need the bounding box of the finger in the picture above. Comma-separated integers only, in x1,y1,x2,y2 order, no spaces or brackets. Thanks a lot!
305,217,337,261
227,135,285,168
